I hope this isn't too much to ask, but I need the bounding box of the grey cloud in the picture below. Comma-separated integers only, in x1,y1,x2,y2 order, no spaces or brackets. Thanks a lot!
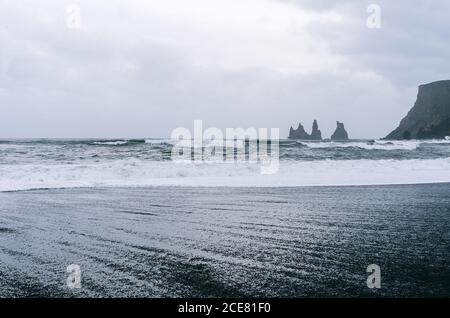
0,0,449,138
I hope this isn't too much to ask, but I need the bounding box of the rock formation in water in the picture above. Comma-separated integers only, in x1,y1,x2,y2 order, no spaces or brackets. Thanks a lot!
310,120,322,140
385,80,450,140
331,121,349,140
288,120,322,140
289,123,310,139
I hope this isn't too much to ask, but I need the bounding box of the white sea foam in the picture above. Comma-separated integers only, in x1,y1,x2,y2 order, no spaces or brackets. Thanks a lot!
90,138,450,150
145,139,172,145
92,140,129,145
1,158,450,192
301,139,450,150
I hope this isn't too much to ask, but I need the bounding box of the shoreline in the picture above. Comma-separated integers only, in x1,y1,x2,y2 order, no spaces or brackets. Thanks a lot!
2,181,450,194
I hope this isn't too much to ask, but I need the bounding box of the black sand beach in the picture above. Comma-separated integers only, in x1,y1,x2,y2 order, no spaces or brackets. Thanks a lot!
0,184,449,298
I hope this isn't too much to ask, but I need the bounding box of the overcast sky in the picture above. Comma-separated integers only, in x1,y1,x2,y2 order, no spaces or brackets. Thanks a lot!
1,0,449,138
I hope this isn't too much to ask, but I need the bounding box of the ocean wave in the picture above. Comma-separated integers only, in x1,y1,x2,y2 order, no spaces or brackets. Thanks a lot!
145,139,174,145
92,140,130,146
91,139,147,146
300,139,450,150
1,158,450,192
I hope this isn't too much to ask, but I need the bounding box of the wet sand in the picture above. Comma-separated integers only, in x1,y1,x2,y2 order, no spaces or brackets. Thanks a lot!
0,184,449,297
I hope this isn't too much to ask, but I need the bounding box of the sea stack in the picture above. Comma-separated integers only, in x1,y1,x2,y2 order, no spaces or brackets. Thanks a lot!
288,120,322,140
385,80,450,139
310,120,322,140
331,121,349,140
289,123,310,139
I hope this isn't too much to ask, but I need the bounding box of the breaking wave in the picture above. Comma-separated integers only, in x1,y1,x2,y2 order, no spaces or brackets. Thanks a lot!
1,158,450,192
298,139,450,150
1,138,450,191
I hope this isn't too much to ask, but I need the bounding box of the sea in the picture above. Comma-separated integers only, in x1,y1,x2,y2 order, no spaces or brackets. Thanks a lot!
0,138,449,297
1,138,450,190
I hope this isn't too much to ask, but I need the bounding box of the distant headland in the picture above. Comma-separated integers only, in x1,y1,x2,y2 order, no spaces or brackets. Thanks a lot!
288,120,349,141
289,80,450,141
385,80,450,140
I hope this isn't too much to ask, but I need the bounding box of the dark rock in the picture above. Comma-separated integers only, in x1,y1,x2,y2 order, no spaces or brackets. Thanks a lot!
385,80,450,140
288,120,322,140
331,121,349,140
310,120,322,140
289,123,310,139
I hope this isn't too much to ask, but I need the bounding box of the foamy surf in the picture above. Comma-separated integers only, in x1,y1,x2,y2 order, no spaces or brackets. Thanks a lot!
1,158,450,192
300,139,450,150
92,140,129,145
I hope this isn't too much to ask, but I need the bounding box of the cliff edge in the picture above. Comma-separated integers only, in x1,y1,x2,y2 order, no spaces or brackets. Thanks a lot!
385,80,450,139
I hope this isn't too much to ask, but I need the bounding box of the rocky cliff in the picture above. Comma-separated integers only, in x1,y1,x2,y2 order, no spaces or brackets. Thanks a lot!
331,121,349,140
385,80,450,140
289,120,322,140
